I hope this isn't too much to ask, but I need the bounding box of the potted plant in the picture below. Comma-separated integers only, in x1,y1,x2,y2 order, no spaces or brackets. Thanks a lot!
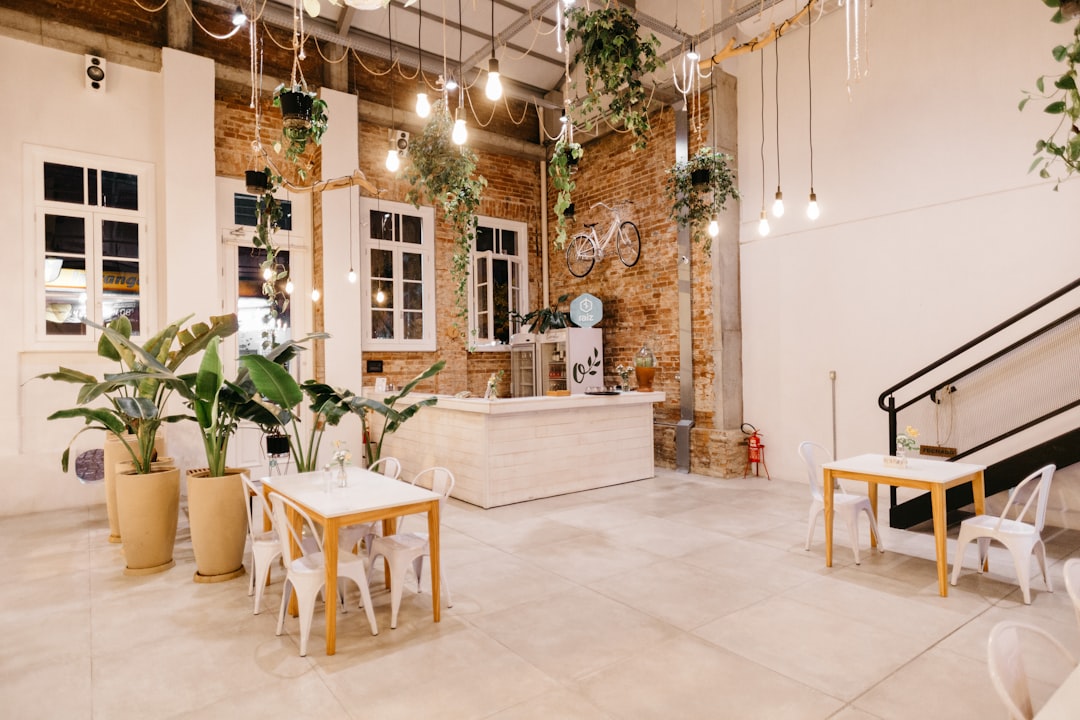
403,98,487,341
272,83,328,180
511,293,572,334
565,2,662,151
1020,0,1080,188
664,146,739,253
245,168,269,194
348,359,446,467
550,136,582,250
38,313,238,574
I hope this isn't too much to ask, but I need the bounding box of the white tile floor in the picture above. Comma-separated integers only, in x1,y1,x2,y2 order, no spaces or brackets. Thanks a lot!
4,468,1080,719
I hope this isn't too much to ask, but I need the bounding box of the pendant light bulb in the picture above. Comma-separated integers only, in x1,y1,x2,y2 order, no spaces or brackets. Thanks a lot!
686,43,700,62
375,289,386,304
284,278,294,295
452,106,468,145
311,288,321,302
262,266,273,281
232,5,246,26
415,90,431,119
444,75,458,92
485,58,502,101
772,188,785,218
385,145,400,172
758,208,771,237
347,268,357,284
807,190,820,220
707,219,720,238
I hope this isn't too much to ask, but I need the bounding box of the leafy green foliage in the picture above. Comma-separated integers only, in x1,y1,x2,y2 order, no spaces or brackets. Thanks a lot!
549,137,582,250
347,359,446,466
565,3,662,151
272,84,329,181
403,99,487,344
250,168,290,320
1020,1,1080,188
663,147,739,254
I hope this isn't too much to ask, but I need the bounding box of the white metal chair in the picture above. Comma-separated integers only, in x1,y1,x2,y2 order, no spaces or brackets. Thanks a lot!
1064,558,1080,632
339,456,402,553
268,492,378,656
798,441,884,564
241,473,299,615
367,466,455,629
987,620,1076,719
950,464,1056,604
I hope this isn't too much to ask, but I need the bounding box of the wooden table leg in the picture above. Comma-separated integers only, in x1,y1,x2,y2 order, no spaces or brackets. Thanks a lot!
824,469,834,568
930,484,948,597
971,470,988,572
381,517,396,590
427,499,441,622
324,522,339,656
868,481,879,549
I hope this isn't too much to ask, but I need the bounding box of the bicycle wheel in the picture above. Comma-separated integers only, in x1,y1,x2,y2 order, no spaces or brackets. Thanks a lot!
566,234,596,277
616,221,641,267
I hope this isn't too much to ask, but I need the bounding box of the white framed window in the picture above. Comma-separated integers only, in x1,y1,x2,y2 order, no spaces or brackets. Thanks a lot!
471,216,528,349
26,146,155,347
359,198,436,352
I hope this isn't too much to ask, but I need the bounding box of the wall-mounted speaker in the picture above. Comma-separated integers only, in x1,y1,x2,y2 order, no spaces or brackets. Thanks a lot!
391,129,410,157
85,54,106,92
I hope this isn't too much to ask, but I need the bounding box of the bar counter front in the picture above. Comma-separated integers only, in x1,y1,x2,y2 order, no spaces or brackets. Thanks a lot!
376,391,665,508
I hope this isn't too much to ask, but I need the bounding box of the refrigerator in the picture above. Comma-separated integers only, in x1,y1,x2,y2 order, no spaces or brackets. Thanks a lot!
538,327,604,395
509,332,539,397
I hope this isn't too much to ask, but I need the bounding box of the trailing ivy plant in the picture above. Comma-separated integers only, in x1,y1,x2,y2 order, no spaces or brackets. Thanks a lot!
272,83,329,181
403,99,487,343
549,136,582,250
1020,0,1080,188
565,3,662,151
250,167,290,329
663,147,739,254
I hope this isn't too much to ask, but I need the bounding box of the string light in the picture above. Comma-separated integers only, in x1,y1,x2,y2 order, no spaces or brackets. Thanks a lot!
708,219,720,237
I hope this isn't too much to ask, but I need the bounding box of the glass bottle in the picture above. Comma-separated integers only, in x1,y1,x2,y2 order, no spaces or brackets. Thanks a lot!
634,343,656,392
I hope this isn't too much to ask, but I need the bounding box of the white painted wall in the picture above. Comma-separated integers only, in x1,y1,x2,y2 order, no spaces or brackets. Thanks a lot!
735,0,1080,483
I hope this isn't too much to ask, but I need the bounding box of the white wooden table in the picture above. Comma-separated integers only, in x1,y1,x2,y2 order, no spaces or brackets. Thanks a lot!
261,466,442,655
821,454,986,597
1035,663,1080,718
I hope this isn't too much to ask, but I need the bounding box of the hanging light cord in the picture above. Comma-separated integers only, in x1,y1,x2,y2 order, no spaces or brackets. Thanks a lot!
774,38,781,189
490,0,495,59
808,5,815,191
760,51,766,205
458,0,465,110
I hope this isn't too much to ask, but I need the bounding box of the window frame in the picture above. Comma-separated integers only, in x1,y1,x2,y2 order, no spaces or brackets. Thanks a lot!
25,145,156,349
359,198,436,352
470,215,529,351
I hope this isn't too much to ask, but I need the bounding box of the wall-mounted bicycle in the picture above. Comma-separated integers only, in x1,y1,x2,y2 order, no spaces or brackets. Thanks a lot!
566,201,641,278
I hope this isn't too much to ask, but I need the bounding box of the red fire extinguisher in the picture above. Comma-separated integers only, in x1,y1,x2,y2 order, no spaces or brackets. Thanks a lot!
742,423,771,480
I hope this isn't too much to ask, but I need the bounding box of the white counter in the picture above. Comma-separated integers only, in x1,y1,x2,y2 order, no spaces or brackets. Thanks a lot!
376,391,665,508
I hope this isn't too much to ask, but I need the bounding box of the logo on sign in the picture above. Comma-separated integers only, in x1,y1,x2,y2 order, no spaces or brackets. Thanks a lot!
570,293,603,328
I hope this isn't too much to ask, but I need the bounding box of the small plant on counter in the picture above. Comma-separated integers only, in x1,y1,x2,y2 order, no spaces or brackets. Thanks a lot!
511,294,571,334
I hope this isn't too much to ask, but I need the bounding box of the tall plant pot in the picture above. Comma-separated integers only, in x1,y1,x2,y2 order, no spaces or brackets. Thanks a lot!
103,433,166,544
115,465,180,576
187,468,249,584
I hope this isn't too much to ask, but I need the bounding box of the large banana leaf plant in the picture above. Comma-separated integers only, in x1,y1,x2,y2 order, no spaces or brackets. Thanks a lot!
348,359,446,467
37,314,239,474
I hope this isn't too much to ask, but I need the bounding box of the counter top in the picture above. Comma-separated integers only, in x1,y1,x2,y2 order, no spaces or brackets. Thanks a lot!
365,390,665,415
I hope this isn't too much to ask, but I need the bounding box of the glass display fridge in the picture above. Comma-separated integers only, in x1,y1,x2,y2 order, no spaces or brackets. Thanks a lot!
538,327,603,395
509,332,539,397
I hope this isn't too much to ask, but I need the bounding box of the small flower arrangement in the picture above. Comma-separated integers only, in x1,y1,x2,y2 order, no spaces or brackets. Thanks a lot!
896,426,920,453
615,363,632,388
331,440,352,470
485,370,504,399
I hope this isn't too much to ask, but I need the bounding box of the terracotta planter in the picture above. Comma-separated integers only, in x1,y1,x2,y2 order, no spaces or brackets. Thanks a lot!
634,366,655,392
103,433,166,544
187,468,249,584
115,464,180,576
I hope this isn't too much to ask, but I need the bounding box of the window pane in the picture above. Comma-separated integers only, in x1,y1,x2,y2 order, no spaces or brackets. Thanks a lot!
501,230,517,255
101,171,139,210
370,309,394,339
475,258,488,285
44,215,86,255
403,312,423,340
372,280,393,308
371,249,393,279
477,314,490,340
45,256,87,336
493,258,510,344
403,281,423,310
101,220,139,259
402,252,422,281
477,291,488,313
43,163,84,204
103,285,140,334
236,248,291,356
476,226,494,253
88,169,98,206
102,260,139,294
401,214,422,244
370,210,393,240
234,194,292,231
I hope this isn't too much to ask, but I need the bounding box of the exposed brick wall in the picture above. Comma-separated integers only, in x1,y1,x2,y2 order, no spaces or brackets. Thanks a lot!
2,0,165,49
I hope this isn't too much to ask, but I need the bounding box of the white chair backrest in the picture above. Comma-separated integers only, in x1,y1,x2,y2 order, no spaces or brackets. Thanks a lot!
996,464,1056,533
268,492,323,565
412,466,455,508
369,456,402,480
988,620,1076,720
798,441,838,502
241,474,271,536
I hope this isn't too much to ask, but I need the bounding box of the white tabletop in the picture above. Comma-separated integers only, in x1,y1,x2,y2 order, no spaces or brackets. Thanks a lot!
1035,663,1080,718
261,466,439,518
822,453,986,484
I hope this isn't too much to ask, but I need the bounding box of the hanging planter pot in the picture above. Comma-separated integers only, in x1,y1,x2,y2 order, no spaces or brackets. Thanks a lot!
245,169,269,194
690,168,711,189
564,148,580,173
277,89,314,131
266,433,290,456
563,202,576,218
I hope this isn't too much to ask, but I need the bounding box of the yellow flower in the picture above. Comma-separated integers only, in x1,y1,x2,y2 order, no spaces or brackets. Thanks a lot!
905,425,920,439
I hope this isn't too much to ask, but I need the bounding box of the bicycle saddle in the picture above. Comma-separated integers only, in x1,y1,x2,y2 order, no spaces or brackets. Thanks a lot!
584,222,598,228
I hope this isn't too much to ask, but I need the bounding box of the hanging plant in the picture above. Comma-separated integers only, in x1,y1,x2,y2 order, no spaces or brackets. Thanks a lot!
565,3,662,151
403,99,487,342
250,167,290,317
549,136,582,250
272,83,328,181
663,147,739,254
1020,0,1080,189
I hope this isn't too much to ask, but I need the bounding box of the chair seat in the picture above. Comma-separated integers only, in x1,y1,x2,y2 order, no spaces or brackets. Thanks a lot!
961,515,1039,538
372,532,428,555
